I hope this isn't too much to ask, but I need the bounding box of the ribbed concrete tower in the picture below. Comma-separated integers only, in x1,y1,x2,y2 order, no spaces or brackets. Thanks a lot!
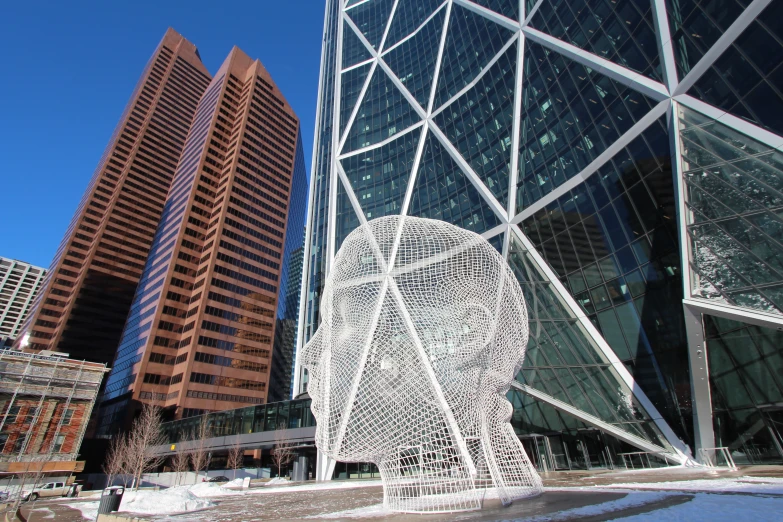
97,47,305,433
0,257,46,343
16,29,212,365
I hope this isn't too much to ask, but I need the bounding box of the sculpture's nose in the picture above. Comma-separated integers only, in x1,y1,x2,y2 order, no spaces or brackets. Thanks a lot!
301,327,325,371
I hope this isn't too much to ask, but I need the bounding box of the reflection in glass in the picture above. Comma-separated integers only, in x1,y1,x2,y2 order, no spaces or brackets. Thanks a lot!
522,119,693,444
704,315,783,465
530,0,662,81
678,105,783,315
516,41,657,211
508,233,672,450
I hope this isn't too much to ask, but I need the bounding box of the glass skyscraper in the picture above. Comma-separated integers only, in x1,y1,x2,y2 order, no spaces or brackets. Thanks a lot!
296,0,783,469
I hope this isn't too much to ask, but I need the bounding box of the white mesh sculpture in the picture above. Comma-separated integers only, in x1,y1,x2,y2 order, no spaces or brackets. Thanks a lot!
300,216,543,513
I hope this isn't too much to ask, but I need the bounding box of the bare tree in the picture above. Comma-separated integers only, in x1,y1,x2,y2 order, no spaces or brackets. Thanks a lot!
127,404,167,490
227,441,244,480
118,436,135,488
170,441,190,486
189,415,211,483
103,434,134,488
270,427,296,478
102,435,125,487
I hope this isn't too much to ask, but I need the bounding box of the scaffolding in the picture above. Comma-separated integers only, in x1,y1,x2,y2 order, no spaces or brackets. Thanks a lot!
0,350,107,469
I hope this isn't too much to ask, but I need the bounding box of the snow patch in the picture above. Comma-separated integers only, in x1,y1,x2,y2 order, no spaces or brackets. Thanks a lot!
311,502,391,519
187,481,243,497
65,501,99,520
65,488,215,520
249,479,383,495
264,477,290,486
595,477,783,495
29,507,55,520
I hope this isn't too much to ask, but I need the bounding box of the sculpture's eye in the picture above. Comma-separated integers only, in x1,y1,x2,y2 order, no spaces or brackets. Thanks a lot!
380,356,399,378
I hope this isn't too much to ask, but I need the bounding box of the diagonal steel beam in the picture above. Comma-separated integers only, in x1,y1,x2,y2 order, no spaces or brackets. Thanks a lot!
511,382,688,464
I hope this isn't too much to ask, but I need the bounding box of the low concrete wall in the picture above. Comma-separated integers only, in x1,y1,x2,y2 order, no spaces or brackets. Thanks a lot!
141,468,270,487
81,468,272,491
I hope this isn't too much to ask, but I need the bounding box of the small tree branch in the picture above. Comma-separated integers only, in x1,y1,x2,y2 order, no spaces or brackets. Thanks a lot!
227,441,243,480
270,427,296,478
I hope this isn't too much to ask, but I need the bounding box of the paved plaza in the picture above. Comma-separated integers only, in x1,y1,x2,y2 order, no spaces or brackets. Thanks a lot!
18,466,783,521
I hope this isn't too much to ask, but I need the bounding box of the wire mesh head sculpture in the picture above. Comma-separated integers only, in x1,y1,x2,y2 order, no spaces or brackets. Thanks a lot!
300,216,542,513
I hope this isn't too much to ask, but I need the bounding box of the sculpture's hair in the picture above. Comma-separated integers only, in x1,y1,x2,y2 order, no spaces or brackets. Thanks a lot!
301,216,542,513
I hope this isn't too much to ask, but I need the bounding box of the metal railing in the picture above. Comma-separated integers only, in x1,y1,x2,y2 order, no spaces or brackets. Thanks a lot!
698,447,737,470
618,451,678,469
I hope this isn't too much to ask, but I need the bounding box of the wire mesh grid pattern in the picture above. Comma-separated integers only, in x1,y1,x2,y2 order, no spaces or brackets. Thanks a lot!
301,216,542,512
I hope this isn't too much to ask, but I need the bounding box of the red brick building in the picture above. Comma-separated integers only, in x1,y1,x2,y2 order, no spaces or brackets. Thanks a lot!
0,350,107,475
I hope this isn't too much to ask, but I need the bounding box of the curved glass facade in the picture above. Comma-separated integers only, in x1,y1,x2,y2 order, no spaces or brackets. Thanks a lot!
298,0,783,468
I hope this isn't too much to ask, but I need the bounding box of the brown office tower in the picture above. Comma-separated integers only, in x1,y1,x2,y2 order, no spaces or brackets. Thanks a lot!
96,47,305,434
15,29,212,366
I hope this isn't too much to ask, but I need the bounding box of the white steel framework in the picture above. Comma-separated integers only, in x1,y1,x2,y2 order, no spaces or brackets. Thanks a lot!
297,0,783,467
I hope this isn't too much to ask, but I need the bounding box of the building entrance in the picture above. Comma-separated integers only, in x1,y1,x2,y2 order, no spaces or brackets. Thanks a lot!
521,429,615,471
723,407,783,465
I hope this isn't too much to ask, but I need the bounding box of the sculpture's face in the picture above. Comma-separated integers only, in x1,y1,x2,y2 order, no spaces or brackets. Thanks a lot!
300,216,528,462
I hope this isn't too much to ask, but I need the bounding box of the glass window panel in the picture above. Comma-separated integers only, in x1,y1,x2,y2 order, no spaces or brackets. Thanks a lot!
343,68,421,153
434,4,514,108
341,128,421,221
346,0,397,50
384,0,445,49
596,309,631,360
665,0,750,78
383,7,447,107
516,41,657,211
408,134,502,234
339,63,372,136
434,43,517,206
598,255,620,281
471,0,519,20
687,2,783,136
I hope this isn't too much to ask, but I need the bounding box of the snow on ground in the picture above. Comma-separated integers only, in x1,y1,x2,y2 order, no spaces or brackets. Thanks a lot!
29,507,55,519
313,490,671,520
187,482,243,497
594,476,783,495
264,477,290,486
64,475,783,520
247,479,383,495
310,502,391,519
66,487,215,520
617,493,783,521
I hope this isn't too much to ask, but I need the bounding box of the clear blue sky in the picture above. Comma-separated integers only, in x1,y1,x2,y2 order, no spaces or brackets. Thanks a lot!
0,1,325,268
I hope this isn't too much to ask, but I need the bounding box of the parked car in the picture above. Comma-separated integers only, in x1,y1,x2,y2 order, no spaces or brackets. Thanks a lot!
21,482,69,501
207,476,230,483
